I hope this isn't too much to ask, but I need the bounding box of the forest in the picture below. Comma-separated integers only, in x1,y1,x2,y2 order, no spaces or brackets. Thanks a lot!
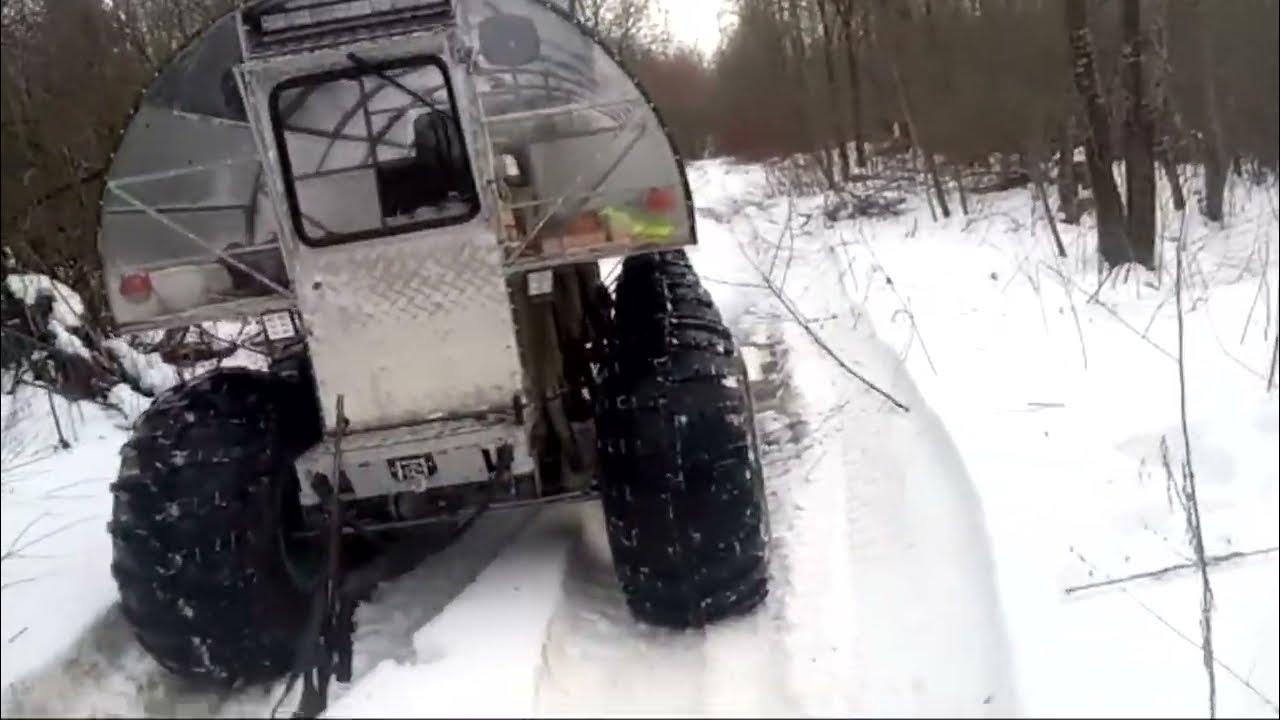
2,0,1277,348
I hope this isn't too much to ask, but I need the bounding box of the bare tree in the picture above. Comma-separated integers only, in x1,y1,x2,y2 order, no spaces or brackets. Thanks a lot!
1195,0,1229,222
1123,0,1156,269
1149,2,1186,212
877,0,950,218
1066,0,1132,268
1056,115,1082,224
833,0,868,168
818,0,851,182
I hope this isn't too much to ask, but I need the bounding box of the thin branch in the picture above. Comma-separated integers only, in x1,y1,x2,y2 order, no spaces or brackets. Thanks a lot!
766,194,796,280
1,166,106,230
1043,261,1178,363
12,378,128,419
1174,235,1217,718
1070,548,1278,714
1,515,92,560
840,230,938,375
736,233,910,413
0,511,51,562
1268,329,1279,393
1064,546,1279,595
0,579,37,592
43,383,70,449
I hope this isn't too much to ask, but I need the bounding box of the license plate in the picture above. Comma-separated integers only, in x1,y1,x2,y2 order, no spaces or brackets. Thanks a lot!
387,453,438,486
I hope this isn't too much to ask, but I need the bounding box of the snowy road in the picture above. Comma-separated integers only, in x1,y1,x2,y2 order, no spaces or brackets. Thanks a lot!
34,155,1280,717
321,303,1016,717
0,262,1018,717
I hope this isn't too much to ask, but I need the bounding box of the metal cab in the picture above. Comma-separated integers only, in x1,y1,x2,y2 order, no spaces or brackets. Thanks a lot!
98,0,696,506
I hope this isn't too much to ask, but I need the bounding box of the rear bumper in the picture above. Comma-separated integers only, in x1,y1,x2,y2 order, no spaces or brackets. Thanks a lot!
294,417,534,506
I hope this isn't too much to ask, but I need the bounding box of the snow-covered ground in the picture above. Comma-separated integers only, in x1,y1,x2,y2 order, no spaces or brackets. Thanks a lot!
2,158,1276,718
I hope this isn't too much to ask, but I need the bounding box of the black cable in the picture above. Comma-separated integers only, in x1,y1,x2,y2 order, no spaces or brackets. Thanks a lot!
272,475,343,719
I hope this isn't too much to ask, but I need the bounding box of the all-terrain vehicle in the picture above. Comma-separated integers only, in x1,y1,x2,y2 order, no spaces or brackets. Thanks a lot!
98,0,769,695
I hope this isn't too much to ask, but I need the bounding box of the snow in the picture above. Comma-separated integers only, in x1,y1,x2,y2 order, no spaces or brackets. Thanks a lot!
1,383,131,693
101,338,180,396
4,274,85,329
681,158,1278,717
326,508,575,718
1,156,1276,718
48,320,91,359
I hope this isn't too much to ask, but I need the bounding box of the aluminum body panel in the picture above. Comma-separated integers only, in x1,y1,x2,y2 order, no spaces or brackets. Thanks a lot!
284,217,523,432
294,418,533,505
237,28,526,433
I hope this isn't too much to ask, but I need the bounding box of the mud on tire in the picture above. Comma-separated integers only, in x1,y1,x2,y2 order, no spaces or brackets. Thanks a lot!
595,250,769,628
109,367,321,685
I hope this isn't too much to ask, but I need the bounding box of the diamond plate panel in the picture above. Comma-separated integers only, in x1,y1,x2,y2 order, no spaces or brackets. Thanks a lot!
234,30,526,434
295,219,524,431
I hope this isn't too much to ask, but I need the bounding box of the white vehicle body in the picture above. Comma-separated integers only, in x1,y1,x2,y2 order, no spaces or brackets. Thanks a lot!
98,0,696,507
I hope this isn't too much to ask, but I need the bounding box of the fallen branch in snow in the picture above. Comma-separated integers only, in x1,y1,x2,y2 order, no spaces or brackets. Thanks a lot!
1063,546,1279,595
1268,329,1279,393
1171,234,1218,719
840,228,939,375
1069,548,1279,714
1,514,91,562
736,213,910,413
1042,261,1178,364
700,275,770,291
754,281,908,411
1022,152,1068,258
1238,239,1271,346
42,383,70,450
0,512,51,562
766,195,796,281
12,378,130,421
0,451,56,479
1049,261,1090,370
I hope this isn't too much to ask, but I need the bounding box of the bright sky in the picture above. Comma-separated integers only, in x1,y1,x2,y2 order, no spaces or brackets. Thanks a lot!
656,0,731,57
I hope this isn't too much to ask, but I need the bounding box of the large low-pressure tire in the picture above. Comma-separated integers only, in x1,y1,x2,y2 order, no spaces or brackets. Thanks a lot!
109,367,321,686
595,249,769,628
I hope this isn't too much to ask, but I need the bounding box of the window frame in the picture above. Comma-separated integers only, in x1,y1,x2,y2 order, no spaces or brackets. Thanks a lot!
268,54,481,248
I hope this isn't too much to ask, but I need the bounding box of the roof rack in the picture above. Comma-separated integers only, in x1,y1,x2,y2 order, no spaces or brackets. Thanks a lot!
239,0,455,58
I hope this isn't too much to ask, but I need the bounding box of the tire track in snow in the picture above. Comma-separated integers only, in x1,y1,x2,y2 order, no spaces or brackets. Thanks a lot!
741,317,872,715
1,510,537,718
5,223,1018,718
531,319,836,717
790,268,1019,716
531,502,799,717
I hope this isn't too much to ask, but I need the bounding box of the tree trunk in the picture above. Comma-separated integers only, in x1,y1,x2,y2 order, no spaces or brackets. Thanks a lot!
839,1,868,168
1066,0,1132,268
953,165,970,216
1057,116,1082,224
818,0,850,183
885,42,949,218
1197,0,1227,221
1150,1,1186,212
1123,0,1156,269
1203,151,1227,221
1159,153,1186,212
785,0,829,186
1027,150,1069,258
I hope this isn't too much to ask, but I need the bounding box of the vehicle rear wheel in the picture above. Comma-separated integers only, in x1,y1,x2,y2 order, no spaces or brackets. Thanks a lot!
109,368,321,685
595,250,769,628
